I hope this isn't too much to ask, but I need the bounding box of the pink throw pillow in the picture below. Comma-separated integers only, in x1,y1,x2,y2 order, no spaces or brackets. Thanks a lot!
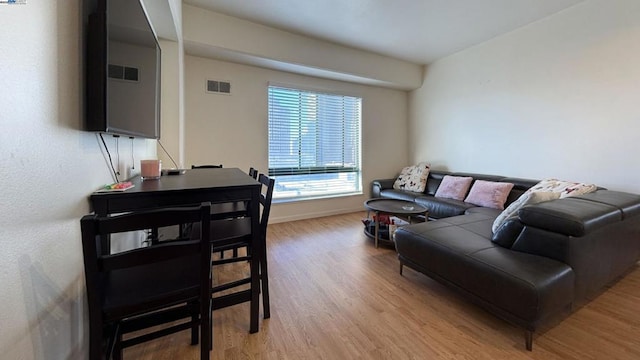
434,176,473,201
464,180,515,210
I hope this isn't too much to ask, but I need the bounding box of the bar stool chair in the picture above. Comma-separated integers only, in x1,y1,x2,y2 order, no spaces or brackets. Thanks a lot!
248,167,258,179
80,203,213,360
219,166,259,259
192,173,275,329
191,166,260,259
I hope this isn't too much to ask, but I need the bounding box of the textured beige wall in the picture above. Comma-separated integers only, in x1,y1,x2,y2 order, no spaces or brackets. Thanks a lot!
184,56,410,223
0,1,157,358
410,0,640,192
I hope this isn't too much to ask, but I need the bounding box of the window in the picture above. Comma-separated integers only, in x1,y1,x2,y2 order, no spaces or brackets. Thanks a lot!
268,85,362,201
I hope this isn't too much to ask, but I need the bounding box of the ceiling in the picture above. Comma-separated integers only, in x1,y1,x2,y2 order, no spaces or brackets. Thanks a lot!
183,0,584,65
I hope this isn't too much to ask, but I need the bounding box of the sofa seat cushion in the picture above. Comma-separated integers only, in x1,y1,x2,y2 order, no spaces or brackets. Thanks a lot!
465,248,575,325
396,214,497,256
415,195,477,219
465,206,502,219
396,218,575,327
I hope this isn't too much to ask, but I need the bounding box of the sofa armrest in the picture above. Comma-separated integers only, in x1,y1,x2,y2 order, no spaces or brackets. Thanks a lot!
371,178,396,198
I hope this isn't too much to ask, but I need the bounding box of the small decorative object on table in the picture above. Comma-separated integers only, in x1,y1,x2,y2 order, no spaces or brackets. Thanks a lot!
141,159,161,180
95,182,134,193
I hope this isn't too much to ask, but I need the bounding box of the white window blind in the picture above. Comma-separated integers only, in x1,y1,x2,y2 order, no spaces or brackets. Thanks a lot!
268,85,362,200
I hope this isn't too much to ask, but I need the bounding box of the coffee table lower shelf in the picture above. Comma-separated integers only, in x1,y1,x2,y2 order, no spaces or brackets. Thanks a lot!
363,198,429,248
363,223,394,247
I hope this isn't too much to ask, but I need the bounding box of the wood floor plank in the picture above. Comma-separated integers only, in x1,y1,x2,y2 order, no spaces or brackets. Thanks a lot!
125,212,640,359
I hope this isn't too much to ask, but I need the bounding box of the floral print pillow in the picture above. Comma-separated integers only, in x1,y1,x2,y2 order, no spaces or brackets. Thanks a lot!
526,178,597,198
393,162,431,193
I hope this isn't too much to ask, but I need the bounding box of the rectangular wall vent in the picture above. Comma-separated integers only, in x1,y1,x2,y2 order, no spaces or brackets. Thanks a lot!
206,79,231,95
108,64,139,82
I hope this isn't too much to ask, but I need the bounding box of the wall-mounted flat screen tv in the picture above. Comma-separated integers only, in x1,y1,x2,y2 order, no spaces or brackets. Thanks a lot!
85,0,161,139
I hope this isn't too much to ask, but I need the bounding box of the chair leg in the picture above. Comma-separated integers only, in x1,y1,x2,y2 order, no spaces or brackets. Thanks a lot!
190,301,199,345
113,331,123,360
399,261,403,275
249,246,260,333
104,323,120,360
201,297,211,360
89,322,103,360
260,245,271,319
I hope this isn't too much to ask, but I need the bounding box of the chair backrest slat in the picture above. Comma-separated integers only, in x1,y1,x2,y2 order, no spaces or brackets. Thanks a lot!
99,240,201,271
81,202,211,301
96,207,206,235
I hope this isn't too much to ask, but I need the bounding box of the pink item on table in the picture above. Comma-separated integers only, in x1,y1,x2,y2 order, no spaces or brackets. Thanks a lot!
141,159,161,180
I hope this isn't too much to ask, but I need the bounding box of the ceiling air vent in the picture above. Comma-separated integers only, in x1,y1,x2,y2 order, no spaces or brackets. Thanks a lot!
206,79,231,95
108,64,139,82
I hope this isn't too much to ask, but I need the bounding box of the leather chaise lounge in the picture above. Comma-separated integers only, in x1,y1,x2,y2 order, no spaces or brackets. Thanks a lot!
372,170,640,350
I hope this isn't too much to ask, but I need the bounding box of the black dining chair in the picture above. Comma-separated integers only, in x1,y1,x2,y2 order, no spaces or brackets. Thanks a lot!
192,173,275,326
248,167,258,179
218,167,259,259
80,203,213,360
188,164,247,220
187,166,261,260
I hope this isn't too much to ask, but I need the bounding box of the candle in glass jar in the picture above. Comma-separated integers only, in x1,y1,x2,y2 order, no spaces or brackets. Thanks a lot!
140,159,161,180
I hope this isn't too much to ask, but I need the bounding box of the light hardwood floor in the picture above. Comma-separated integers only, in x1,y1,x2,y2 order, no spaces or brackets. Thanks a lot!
127,212,640,359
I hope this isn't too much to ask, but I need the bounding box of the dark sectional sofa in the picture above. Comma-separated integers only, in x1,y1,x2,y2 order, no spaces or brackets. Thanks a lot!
372,170,640,350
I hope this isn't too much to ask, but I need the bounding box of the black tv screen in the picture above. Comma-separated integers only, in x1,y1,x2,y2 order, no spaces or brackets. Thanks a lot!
85,0,161,139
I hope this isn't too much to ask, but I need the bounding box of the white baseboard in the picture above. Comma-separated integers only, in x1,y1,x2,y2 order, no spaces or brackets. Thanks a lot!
269,206,364,224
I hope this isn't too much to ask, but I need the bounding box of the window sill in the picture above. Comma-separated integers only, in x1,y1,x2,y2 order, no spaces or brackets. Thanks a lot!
272,191,363,204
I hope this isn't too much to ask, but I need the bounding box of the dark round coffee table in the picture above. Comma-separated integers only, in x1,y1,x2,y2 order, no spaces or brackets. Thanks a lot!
363,198,428,248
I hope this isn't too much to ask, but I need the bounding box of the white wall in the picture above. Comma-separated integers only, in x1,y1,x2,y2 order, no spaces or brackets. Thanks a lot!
410,0,640,192
0,1,156,358
182,4,423,90
159,39,186,167
184,56,409,222
155,0,186,168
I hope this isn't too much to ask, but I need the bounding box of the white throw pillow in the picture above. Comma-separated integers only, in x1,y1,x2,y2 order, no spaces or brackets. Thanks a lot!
526,178,597,198
392,162,431,192
492,191,561,233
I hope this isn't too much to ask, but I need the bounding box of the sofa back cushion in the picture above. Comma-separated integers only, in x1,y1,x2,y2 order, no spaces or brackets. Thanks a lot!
425,171,450,195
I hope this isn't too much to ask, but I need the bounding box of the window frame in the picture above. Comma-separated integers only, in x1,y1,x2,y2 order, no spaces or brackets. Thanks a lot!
267,83,363,202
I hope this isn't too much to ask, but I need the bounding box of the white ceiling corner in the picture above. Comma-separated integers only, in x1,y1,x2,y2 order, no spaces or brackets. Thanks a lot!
182,0,585,65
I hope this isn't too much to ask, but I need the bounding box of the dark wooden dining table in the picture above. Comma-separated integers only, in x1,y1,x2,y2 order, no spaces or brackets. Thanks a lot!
89,167,262,333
